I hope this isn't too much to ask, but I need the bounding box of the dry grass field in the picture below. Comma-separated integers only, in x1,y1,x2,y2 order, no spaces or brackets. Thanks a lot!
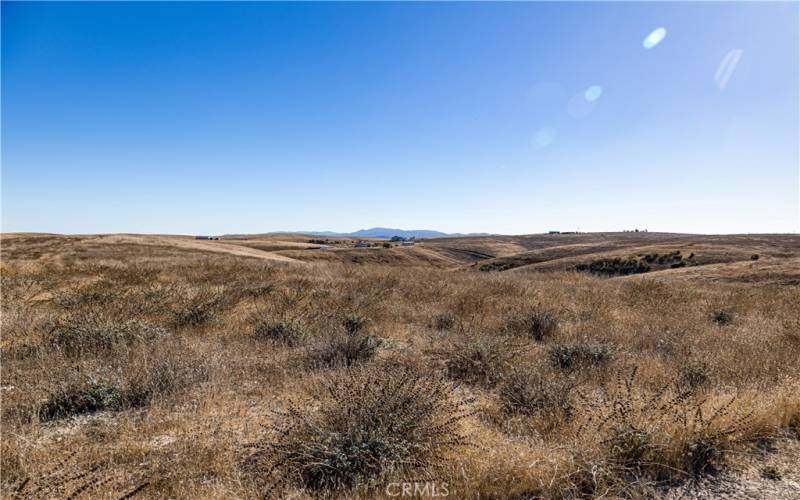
1,232,799,499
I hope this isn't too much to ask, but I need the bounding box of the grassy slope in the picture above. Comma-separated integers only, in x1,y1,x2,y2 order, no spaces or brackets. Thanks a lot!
1,232,799,498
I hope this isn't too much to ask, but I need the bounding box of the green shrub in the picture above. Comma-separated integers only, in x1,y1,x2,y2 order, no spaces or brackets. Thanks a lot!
576,258,650,277
760,465,781,480
478,261,516,272
38,381,124,421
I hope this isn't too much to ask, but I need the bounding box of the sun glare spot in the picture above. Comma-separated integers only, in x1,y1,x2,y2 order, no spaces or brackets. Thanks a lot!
643,27,667,49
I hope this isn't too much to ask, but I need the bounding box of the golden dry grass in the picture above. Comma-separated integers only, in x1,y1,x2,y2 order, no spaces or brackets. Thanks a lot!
1,233,798,498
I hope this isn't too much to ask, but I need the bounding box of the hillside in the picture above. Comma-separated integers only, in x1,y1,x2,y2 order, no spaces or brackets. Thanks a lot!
1,232,799,498
3,232,797,284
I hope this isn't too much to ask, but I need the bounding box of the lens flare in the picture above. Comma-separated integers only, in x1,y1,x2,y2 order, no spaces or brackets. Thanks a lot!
643,27,667,49
715,49,743,89
584,85,603,102
532,127,557,149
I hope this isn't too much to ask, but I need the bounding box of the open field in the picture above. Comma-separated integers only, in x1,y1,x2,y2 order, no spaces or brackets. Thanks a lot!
1,232,799,498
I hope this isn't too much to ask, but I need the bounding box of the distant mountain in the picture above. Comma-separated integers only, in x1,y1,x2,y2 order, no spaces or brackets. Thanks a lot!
303,227,491,239
350,228,449,239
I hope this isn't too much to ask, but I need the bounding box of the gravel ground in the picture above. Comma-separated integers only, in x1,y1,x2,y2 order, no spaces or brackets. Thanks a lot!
664,438,800,499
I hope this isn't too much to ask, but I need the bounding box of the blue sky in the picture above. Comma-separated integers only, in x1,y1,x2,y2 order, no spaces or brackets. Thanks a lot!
2,1,798,235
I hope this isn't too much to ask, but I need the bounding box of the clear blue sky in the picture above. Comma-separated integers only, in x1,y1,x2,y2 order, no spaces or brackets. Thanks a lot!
2,1,798,235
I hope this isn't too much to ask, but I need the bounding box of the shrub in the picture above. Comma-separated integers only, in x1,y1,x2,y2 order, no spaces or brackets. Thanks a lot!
711,309,734,325
238,282,275,300
52,283,123,310
382,242,392,248
45,312,168,357
498,369,573,419
434,333,522,387
242,366,474,493
760,465,781,480
431,312,457,331
750,254,760,261
576,258,650,277
548,341,614,372
506,310,558,341
478,261,515,272
38,354,209,421
253,319,306,346
174,302,215,327
173,289,225,327
580,369,756,482
306,329,382,369
342,314,370,335
123,354,210,408
38,381,124,421
122,282,181,316
679,359,711,390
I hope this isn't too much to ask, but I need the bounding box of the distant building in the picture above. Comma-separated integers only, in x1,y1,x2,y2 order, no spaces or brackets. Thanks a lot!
401,240,415,246
195,236,219,240
354,240,370,248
